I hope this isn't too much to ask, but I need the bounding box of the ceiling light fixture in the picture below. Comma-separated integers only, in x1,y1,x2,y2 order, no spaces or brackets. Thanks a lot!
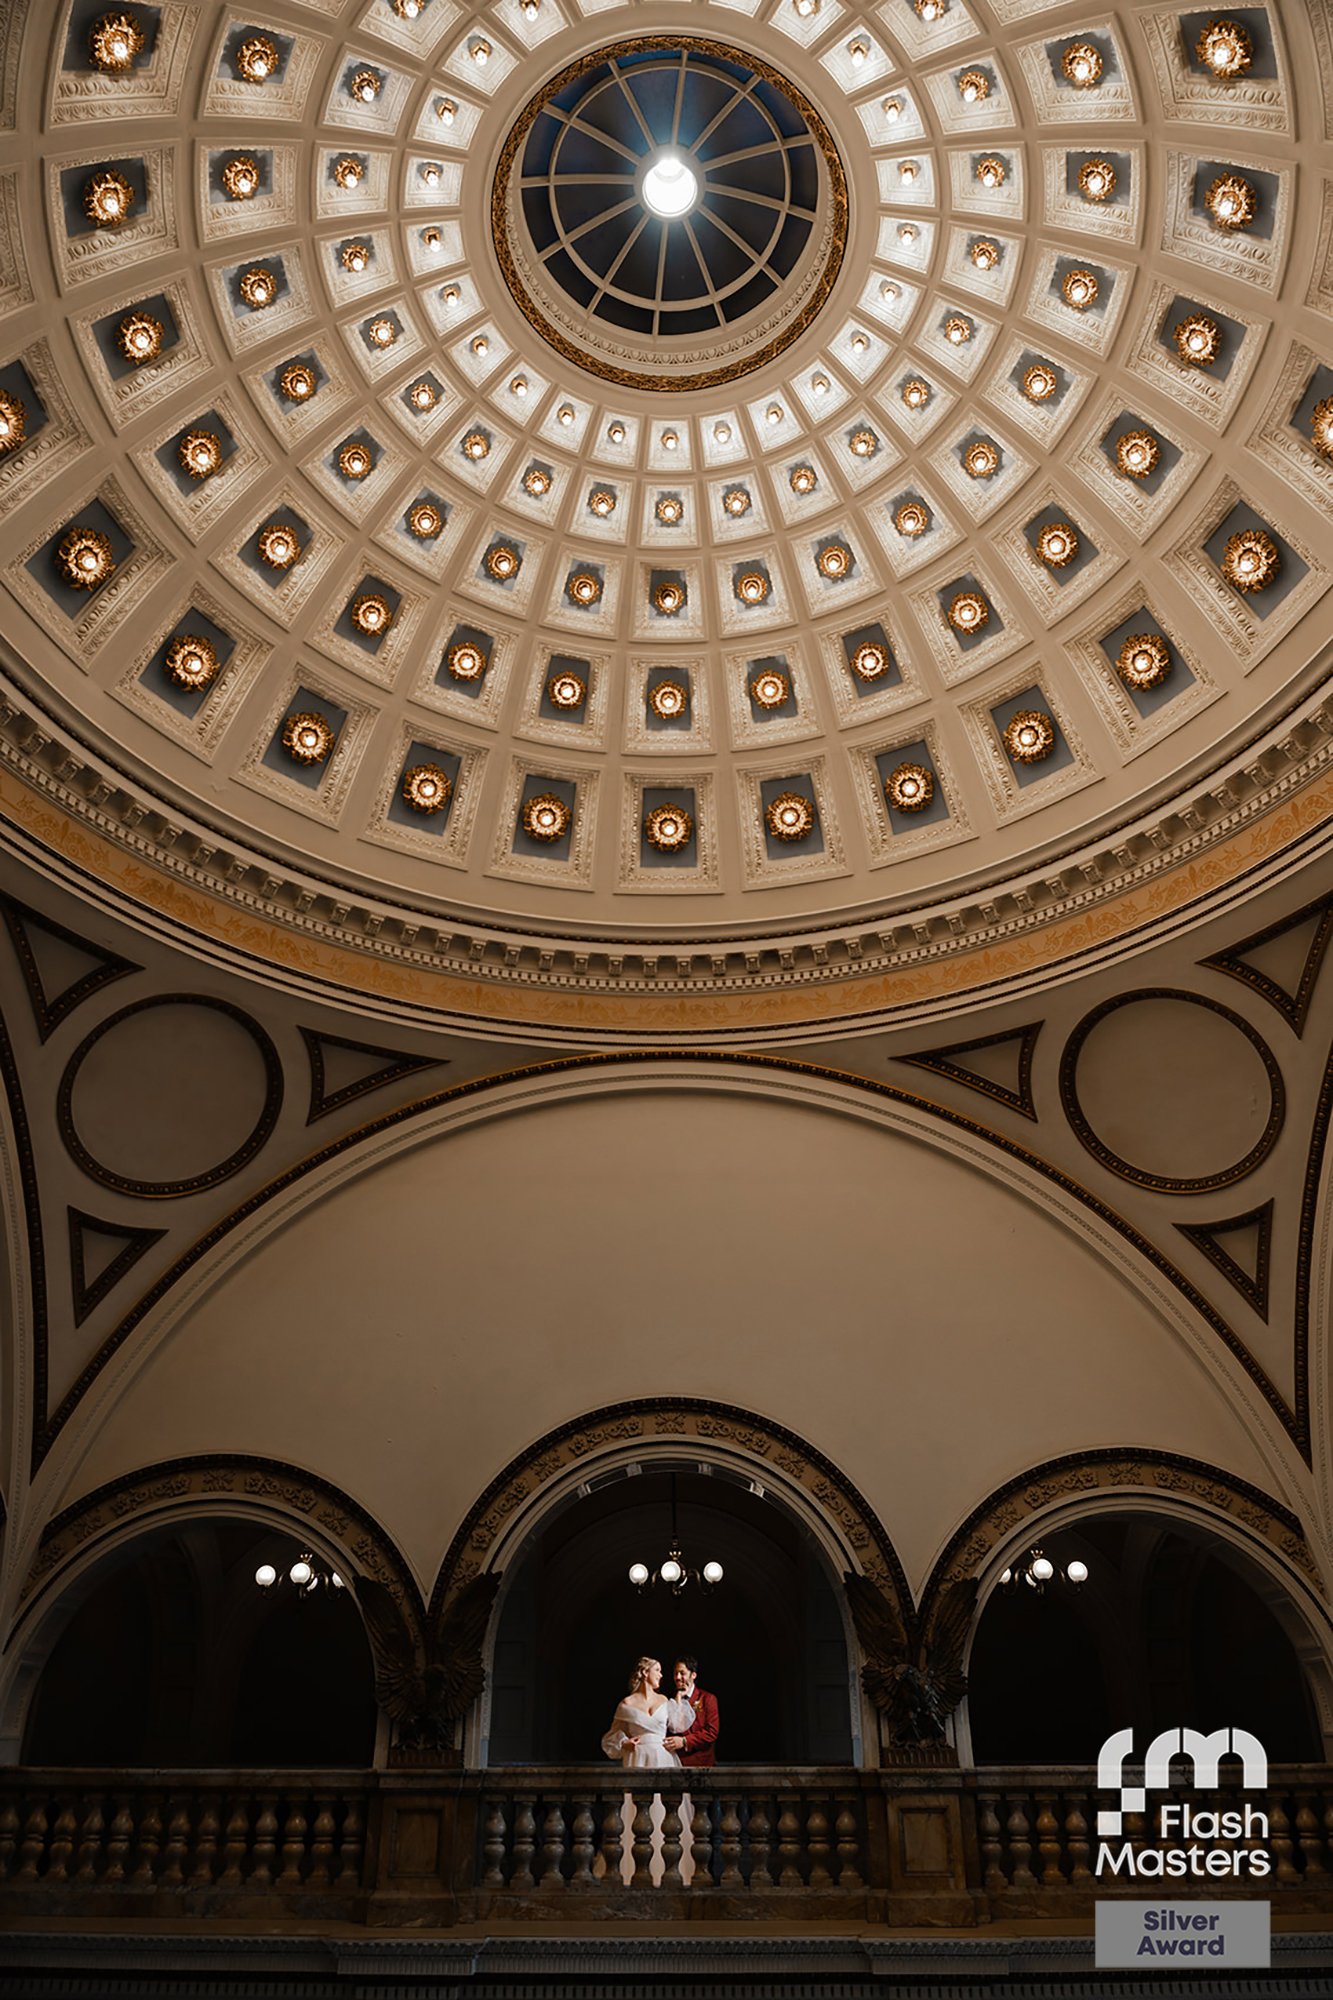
655,495,684,526
723,486,751,517
408,380,437,411
1195,17,1253,78
239,265,278,309
901,379,929,410
649,676,689,716
255,1551,345,1593
1310,397,1333,461
895,500,931,537
588,488,615,517
886,761,934,812
1061,267,1098,309
258,523,302,570
566,570,602,607
645,803,694,852
1205,172,1258,230
629,1476,721,1592
408,500,443,538
1221,527,1280,591
57,526,116,590
118,311,164,364
448,641,486,681
1173,312,1221,365
350,592,393,637
750,667,790,708
1004,710,1056,762
350,67,382,102
970,238,1000,271
485,542,521,581
89,12,145,71
1034,521,1078,568
999,1548,1088,1591
333,156,364,189
523,466,552,497
164,634,221,691
975,155,1006,189
1115,429,1160,478
947,590,988,635
736,569,770,604
522,792,571,841
790,465,817,494
1078,158,1116,202
963,439,999,478
178,428,224,479
84,168,136,227
850,640,891,681
281,711,335,764
547,669,586,710
1022,360,1058,401
0,389,27,453
221,155,261,200
957,68,990,102
235,34,279,83
280,361,317,402
1117,633,1171,689
766,791,816,841
338,441,374,478
1061,41,1104,87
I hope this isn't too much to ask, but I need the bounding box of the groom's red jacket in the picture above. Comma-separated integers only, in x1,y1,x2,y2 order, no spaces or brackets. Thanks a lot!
679,1686,720,1766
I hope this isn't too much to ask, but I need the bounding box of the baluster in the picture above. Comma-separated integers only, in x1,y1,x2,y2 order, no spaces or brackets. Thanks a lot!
568,1796,595,1889
131,1798,162,1886
629,1792,654,1890
747,1796,773,1889
46,1801,78,1882
600,1792,625,1886
104,1799,134,1884
806,1799,833,1888
1323,1794,1333,1869
218,1800,250,1887
539,1798,567,1889
189,1802,220,1888
1270,1795,1299,1884
160,1798,191,1887
75,1797,105,1883
249,1800,278,1888
1296,1794,1326,1876
1064,1794,1091,1884
336,1797,364,1887
307,1797,336,1889
977,1792,1005,1893
0,1800,20,1876
277,1799,308,1888
509,1794,536,1891
718,1795,743,1889
777,1802,803,1887
1035,1792,1063,1886
1005,1796,1036,1889
660,1789,684,1890
688,1789,713,1889
15,1801,48,1882
834,1796,862,1890
480,1796,508,1888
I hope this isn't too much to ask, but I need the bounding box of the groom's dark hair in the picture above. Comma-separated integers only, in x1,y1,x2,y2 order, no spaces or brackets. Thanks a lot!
676,1654,699,1674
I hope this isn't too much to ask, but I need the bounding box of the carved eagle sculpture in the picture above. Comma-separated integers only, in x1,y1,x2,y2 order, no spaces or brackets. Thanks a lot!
357,1572,502,1752
843,1571,978,1749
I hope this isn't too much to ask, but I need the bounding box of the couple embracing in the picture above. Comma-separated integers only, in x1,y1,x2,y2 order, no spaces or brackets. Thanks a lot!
601,1654,719,1768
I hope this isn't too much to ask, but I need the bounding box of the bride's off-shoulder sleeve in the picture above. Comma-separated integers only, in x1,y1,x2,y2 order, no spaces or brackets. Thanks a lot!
666,1697,695,1732
602,1705,632,1760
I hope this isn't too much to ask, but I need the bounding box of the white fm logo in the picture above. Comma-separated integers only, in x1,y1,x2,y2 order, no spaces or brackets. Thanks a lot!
1097,1727,1268,1836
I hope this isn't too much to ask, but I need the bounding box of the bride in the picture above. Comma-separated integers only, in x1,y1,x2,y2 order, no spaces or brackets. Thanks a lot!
601,1656,695,1884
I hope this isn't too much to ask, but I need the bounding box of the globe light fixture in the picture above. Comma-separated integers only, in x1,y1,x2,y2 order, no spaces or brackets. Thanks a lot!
629,1475,722,1593
253,1550,345,1594
642,153,698,218
999,1547,1089,1592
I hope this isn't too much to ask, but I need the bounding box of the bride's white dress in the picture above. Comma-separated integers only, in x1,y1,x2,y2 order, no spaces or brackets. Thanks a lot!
601,1697,695,1884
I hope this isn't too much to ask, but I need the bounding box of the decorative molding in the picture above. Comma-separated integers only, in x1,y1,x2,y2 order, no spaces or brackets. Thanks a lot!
897,1023,1041,1120
1177,1202,1275,1323
67,1208,165,1326
0,896,137,1043
299,1026,443,1123
1202,891,1333,1037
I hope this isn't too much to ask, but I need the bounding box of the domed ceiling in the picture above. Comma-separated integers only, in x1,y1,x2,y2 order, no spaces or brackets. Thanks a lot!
0,0,1330,1003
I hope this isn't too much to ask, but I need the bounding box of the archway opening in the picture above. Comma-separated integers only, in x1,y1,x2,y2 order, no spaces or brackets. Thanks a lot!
968,1514,1322,1764
486,1463,855,1764
22,1519,377,1767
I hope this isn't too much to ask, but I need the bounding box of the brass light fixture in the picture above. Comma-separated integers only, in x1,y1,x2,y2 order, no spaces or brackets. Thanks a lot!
851,423,881,453
178,429,224,479
722,487,751,517
957,68,990,102
660,429,679,451
1078,158,1116,202
1117,633,1171,690
653,580,686,616
947,590,989,636
963,439,1000,479
1116,429,1160,478
462,430,489,461
350,67,382,102
523,466,552,497
765,791,816,841
1221,527,1280,592
850,641,891,682
366,316,398,348
469,37,492,65
118,310,165,364
485,543,521,581
649,677,689,719
84,168,136,227
735,570,770,604
447,641,486,681
628,1474,723,1595
1022,361,1058,402
279,361,317,402
257,522,302,570
886,761,934,812
915,0,947,19
164,634,221,691
522,792,571,842
1034,521,1079,568
750,667,790,708
645,803,694,852
401,762,451,815
234,35,280,83
221,155,262,200
340,241,371,273
944,315,972,348
1204,173,1258,230
566,570,602,607
897,223,917,245
970,238,1000,271
1173,313,1221,365
281,711,335,765
89,12,145,71
557,403,576,427
895,500,931,538
1195,17,1253,77
901,379,930,411
547,669,586,710
1000,1548,1089,1592
790,465,817,494
332,156,365,190
407,501,443,539
1061,267,1098,309
588,488,616,517
349,592,393,637
655,496,684,526
607,421,626,443
57,526,116,590
0,388,27,453
1310,397,1333,462
1061,40,1104,86
1003,710,1056,762
254,1552,345,1594
975,155,1007,189
408,380,437,412
816,543,852,579
393,0,429,17
338,441,374,479
238,265,278,309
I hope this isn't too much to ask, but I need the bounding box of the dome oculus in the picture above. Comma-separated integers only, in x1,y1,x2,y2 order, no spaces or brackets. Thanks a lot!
494,38,847,391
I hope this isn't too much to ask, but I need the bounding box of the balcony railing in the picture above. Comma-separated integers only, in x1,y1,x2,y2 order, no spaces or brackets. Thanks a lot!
3,1765,1333,1924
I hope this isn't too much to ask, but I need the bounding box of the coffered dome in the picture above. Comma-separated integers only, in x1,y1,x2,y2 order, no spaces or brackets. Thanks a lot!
0,0,1329,1011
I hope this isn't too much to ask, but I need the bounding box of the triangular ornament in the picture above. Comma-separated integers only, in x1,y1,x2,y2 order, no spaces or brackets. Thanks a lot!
68,1209,165,1326
0,898,137,1043
299,1027,443,1123
1177,1202,1273,1321
1202,893,1333,1037
896,1022,1042,1119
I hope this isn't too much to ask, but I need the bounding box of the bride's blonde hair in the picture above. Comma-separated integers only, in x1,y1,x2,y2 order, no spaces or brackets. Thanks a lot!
628,1655,659,1693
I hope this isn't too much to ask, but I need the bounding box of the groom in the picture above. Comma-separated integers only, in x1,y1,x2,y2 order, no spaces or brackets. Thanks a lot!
665,1654,719,1764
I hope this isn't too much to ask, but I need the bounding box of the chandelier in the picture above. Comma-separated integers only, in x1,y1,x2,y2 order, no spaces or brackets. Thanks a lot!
628,1474,723,1595
999,1546,1088,1593
254,1549,345,1595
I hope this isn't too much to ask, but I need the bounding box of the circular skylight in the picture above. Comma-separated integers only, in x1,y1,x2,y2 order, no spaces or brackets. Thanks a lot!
642,153,698,218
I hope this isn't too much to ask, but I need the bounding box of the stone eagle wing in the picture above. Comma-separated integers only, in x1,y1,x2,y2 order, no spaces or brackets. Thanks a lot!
842,1569,912,1711
919,1576,978,1713
429,1571,503,1721
355,1575,429,1726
